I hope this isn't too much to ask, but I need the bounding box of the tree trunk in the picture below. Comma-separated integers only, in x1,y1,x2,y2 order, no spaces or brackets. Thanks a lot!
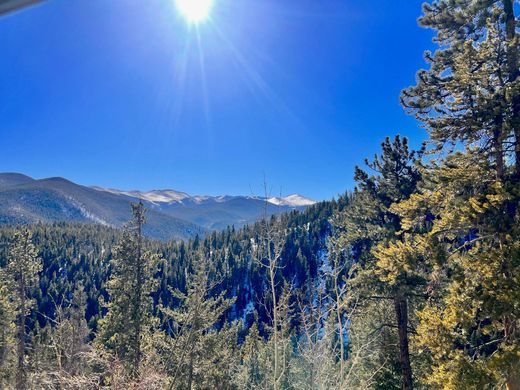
394,295,413,390
187,351,194,390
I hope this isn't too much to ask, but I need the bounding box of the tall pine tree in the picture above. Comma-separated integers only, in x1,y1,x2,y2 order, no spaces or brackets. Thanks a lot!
1,228,42,390
97,202,161,380
401,1,520,387
333,136,425,390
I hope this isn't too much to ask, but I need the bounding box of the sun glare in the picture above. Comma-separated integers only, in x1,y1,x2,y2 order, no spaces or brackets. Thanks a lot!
176,0,214,23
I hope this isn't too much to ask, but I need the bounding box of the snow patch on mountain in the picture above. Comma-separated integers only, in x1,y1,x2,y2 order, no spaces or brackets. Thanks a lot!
91,187,190,204
67,196,111,226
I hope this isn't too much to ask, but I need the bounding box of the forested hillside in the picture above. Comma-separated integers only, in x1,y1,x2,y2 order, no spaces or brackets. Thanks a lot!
0,198,342,388
0,197,337,332
1,1,520,389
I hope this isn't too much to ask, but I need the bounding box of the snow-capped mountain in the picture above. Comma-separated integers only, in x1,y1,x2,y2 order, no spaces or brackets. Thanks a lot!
91,186,317,231
93,187,316,208
0,173,317,240
267,194,316,207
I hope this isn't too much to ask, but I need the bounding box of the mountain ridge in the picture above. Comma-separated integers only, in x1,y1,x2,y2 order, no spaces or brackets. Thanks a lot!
91,186,316,207
0,173,316,239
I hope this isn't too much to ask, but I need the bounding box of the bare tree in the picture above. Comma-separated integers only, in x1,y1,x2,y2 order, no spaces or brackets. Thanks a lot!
252,181,288,390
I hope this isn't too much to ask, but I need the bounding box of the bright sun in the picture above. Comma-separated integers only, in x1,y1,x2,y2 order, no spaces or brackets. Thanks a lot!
176,0,214,23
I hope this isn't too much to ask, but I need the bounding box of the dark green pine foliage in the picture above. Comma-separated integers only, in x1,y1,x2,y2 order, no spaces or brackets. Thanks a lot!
96,202,161,379
0,222,119,333
153,200,339,335
1,228,42,390
0,198,339,386
0,198,337,340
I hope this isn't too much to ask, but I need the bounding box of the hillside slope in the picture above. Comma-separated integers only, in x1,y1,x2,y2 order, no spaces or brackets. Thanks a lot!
0,174,204,240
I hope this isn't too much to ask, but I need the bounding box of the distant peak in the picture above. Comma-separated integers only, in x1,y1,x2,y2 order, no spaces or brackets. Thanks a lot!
267,194,316,207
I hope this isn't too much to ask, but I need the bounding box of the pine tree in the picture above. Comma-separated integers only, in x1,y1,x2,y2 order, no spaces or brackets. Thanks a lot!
96,202,161,380
402,0,520,180
0,278,15,387
233,323,270,389
392,150,520,389
401,1,520,388
1,228,42,390
333,136,425,390
158,251,237,390
54,283,90,378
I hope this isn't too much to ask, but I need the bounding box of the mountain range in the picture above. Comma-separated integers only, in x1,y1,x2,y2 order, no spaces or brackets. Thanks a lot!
0,173,316,240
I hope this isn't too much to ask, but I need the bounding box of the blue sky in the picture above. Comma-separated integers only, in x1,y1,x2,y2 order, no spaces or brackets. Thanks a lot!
0,0,433,200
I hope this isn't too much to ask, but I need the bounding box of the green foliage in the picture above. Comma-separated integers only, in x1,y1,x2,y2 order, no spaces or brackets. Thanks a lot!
0,270,15,386
1,228,42,389
402,0,520,177
158,251,237,390
233,323,270,389
391,152,520,389
399,1,520,388
96,202,162,380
